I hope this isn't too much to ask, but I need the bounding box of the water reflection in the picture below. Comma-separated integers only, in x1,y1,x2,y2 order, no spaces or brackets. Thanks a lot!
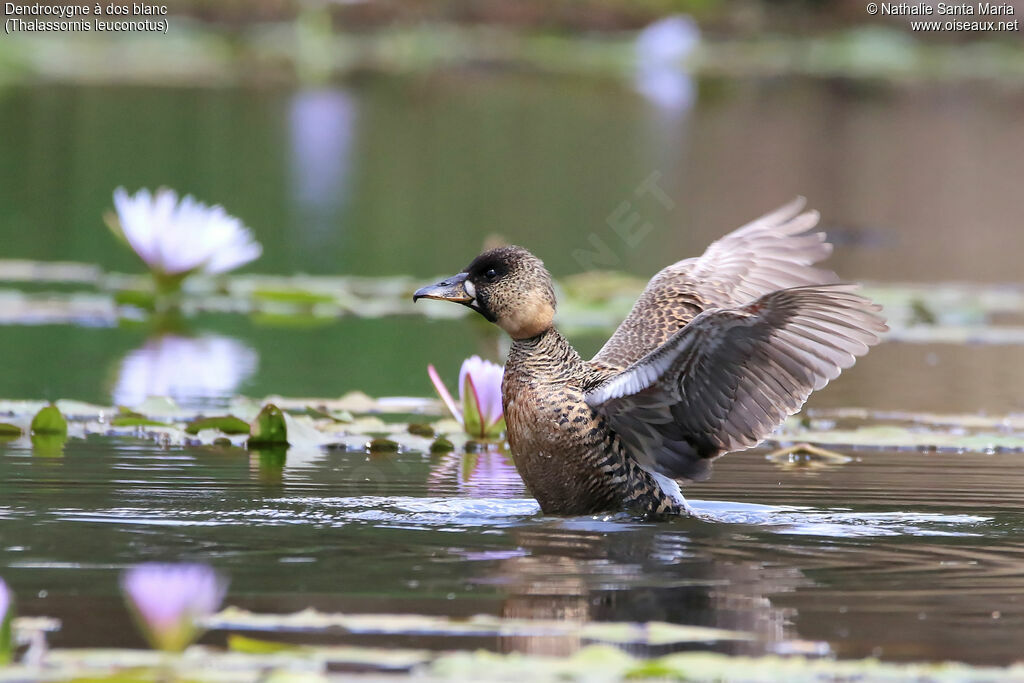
288,89,358,267
3,438,1024,663
493,524,808,658
111,333,258,409
634,16,699,113
428,449,526,499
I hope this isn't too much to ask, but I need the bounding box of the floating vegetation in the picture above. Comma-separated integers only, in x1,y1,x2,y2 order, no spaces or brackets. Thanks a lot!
0,619,1021,681
765,443,853,470
1,394,1023,456
204,607,753,645
185,416,251,436
0,389,1019,454
3,262,1024,346
429,645,1024,682
777,421,1024,453
430,437,455,453
110,408,171,428
29,404,67,436
367,437,400,453
247,404,289,447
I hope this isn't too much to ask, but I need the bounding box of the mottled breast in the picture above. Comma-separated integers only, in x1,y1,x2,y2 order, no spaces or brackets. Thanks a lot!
502,373,619,515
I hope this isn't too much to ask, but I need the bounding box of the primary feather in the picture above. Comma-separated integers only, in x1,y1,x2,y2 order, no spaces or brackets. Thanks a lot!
586,284,886,482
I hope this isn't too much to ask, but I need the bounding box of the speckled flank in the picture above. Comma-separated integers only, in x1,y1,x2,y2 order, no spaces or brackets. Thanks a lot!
503,329,683,517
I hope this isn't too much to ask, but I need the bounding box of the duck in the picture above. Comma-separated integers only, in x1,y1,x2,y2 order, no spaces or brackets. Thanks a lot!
413,198,886,517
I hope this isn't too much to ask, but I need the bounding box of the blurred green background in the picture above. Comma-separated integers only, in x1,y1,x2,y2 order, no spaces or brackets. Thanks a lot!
1,0,1023,409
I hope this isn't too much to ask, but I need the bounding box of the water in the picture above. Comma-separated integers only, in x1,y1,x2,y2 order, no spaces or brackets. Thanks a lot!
2,73,1024,667
2,437,1022,664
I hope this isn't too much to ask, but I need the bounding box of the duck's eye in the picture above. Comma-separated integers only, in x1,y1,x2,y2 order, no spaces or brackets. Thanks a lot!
484,268,498,281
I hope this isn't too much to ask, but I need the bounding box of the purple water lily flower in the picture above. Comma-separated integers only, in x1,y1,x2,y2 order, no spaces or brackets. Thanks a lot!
109,187,262,281
121,563,227,652
428,355,505,439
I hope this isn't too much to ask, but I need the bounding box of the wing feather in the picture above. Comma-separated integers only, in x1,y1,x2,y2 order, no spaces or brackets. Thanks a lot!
593,198,838,369
586,285,886,481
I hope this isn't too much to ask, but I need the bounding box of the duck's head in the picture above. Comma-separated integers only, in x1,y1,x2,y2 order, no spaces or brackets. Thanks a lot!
413,246,556,340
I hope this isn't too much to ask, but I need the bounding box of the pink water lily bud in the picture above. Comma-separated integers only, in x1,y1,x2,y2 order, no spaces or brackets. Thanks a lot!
121,563,227,652
109,187,261,279
428,356,505,439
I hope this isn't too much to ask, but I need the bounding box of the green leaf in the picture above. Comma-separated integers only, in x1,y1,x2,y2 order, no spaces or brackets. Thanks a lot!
461,373,483,439
252,288,335,305
0,603,12,665
407,423,434,437
430,437,454,453
484,416,506,439
113,288,156,310
111,416,171,428
368,438,399,453
110,407,170,427
305,406,353,423
30,404,67,436
227,633,304,654
185,416,251,436
247,404,288,447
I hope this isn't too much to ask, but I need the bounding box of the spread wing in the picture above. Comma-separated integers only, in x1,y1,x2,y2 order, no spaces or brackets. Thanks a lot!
592,197,838,370
585,285,886,482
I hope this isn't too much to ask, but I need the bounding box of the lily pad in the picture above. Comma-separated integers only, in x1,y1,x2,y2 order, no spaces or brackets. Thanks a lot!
204,607,751,645
30,404,67,436
777,424,1024,452
430,437,455,453
252,288,337,305
110,409,170,428
367,438,400,453
407,423,434,437
185,416,251,436
765,443,853,469
248,404,289,447
0,423,21,442
429,644,1024,682
227,634,304,654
